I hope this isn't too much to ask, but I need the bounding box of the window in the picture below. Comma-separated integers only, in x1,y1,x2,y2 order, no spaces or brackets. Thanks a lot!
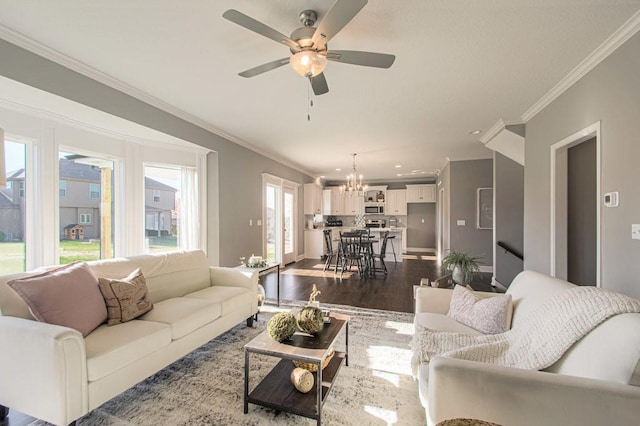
59,151,114,264
89,183,100,199
144,166,180,253
0,140,27,273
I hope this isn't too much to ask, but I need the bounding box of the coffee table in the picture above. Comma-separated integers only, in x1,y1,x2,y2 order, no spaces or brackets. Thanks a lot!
243,312,350,425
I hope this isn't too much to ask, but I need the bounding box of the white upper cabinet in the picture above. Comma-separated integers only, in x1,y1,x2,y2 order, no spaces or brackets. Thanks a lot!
343,191,364,215
406,184,436,203
386,189,407,215
303,183,323,214
330,187,345,215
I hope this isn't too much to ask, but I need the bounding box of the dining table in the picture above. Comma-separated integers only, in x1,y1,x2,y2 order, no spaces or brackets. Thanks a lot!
333,237,379,277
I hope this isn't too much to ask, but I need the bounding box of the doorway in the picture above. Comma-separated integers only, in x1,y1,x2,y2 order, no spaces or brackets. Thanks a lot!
263,174,298,265
550,122,600,286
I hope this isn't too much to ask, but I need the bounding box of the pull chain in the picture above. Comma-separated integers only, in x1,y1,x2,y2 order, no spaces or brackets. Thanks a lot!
307,77,313,121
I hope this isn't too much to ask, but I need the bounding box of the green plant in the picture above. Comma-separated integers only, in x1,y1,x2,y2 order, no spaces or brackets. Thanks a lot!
441,250,482,285
296,306,324,334
267,312,297,342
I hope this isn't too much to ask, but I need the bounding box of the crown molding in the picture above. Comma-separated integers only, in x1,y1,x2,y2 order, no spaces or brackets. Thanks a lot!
521,9,640,122
0,24,314,178
479,119,506,145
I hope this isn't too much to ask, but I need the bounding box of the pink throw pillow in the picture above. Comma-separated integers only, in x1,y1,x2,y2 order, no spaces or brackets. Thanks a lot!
7,262,107,336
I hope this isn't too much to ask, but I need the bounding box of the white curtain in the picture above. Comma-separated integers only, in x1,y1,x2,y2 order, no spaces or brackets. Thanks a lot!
0,128,6,188
179,166,199,251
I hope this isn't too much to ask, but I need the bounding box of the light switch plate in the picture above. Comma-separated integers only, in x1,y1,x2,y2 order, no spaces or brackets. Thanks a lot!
604,192,619,207
457,220,466,226
632,224,640,240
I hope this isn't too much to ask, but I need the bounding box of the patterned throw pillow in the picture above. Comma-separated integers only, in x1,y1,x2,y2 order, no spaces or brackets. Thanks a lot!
98,268,153,325
447,285,512,334
7,262,107,336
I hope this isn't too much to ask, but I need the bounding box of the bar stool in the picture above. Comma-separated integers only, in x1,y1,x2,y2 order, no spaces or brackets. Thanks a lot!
387,235,398,262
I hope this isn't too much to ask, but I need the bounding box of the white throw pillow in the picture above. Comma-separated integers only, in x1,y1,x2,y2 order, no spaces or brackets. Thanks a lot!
447,285,513,334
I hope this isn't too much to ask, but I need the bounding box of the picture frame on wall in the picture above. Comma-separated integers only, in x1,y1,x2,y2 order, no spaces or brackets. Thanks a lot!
477,187,493,229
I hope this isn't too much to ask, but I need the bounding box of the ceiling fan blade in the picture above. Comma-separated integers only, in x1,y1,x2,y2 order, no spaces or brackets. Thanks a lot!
223,9,299,51
310,73,329,96
326,50,395,68
312,0,368,50
238,58,290,78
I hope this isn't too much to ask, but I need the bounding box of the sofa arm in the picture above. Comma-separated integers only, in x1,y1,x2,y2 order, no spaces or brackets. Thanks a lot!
415,287,454,314
209,267,258,292
0,316,87,426
427,356,640,426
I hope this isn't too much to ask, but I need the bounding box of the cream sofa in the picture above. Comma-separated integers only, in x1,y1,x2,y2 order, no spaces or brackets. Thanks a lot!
414,270,640,426
0,250,258,426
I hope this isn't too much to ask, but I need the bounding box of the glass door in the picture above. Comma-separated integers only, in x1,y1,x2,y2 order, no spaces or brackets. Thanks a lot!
283,185,296,265
265,182,281,263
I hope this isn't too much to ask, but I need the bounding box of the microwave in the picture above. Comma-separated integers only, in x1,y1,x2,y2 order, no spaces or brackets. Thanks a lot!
365,204,384,215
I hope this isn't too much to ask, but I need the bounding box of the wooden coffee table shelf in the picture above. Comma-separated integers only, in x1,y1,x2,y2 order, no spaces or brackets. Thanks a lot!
244,313,349,425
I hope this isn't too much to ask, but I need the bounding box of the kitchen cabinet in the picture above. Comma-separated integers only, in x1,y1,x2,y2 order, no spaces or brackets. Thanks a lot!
304,183,323,215
343,191,364,215
323,187,344,215
304,229,325,259
386,189,407,215
406,184,436,203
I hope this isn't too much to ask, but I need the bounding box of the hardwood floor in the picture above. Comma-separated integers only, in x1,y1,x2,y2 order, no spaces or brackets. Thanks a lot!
261,252,497,313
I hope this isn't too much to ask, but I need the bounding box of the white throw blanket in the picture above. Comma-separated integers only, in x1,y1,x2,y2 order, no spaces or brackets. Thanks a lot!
412,286,640,376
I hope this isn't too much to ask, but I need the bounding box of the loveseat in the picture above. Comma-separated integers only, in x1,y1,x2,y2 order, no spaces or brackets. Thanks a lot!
414,270,640,426
0,250,258,425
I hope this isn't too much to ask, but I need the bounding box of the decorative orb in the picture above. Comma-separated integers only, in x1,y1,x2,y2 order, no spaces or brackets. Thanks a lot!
257,284,266,307
267,312,297,342
291,367,314,393
296,306,324,334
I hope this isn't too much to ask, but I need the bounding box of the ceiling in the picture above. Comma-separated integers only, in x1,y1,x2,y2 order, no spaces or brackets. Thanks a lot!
0,1,639,182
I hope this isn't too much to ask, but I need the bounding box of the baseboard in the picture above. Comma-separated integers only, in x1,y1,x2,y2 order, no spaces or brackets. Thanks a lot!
491,276,508,291
406,247,436,253
296,254,305,262
479,265,494,273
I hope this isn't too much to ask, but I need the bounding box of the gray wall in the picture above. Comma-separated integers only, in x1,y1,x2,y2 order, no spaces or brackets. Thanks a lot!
449,159,493,266
0,38,312,267
494,152,524,287
407,203,436,249
524,31,640,298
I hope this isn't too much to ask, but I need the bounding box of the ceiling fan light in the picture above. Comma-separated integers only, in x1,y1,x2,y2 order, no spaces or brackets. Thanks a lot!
290,51,327,77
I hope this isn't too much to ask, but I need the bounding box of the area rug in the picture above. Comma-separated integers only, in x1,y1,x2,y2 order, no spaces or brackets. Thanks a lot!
33,302,423,425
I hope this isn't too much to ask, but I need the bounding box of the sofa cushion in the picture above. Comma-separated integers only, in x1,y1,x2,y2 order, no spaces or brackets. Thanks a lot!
7,262,107,336
184,286,253,316
415,312,484,335
447,285,513,334
89,250,211,303
85,320,171,381
98,268,153,325
138,297,221,339
545,312,640,385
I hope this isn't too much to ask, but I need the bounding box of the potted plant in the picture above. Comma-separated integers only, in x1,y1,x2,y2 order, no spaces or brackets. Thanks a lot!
441,251,482,285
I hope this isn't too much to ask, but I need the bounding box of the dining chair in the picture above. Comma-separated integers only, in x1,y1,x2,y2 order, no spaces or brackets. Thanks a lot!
339,231,364,278
322,229,336,272
371,231,390,275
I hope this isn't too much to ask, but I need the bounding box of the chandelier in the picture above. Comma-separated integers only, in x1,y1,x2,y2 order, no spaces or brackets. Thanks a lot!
341,153,367,196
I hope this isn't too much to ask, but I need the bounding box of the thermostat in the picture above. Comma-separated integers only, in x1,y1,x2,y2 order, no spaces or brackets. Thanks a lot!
604,192,619,207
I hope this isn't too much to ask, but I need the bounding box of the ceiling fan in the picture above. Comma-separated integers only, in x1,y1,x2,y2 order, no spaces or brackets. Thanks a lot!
223,0,395,96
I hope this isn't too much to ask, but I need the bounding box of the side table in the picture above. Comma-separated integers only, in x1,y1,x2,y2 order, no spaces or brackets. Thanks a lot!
235,262,281,307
